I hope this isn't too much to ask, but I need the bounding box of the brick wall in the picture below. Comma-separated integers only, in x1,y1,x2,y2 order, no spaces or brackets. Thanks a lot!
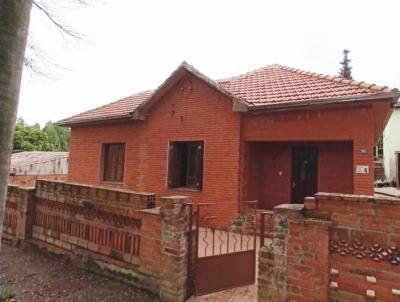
307,193,400,301
8,174,67,187
68,74,241,226
241,102,391,196
258,204,331,302
258,193,400,302
243,141,353,209
3,181,191,302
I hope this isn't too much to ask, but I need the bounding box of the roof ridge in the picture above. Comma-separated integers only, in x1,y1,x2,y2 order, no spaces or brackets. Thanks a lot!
277,64,397,93
58,89,153,123
218,63,398,93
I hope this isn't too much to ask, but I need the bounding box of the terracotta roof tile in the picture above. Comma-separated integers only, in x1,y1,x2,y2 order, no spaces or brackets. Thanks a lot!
218,64,396,106
58,90,153,125
58,64,398,125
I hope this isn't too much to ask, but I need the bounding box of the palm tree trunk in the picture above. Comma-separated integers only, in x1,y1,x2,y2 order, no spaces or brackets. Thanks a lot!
0,0,33,250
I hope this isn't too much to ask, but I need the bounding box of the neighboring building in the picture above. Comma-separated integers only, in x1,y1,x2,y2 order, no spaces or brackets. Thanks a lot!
383,103,400,186
9,151,69,186
58,62,399,225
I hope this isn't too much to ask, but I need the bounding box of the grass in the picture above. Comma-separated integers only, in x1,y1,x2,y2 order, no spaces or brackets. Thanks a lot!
0,287,16,302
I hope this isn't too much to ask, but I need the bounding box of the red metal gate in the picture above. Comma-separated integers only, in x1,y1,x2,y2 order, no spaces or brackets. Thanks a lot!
187,201,258,296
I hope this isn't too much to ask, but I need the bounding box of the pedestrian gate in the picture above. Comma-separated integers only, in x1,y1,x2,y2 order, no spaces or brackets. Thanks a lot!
186,201,257,296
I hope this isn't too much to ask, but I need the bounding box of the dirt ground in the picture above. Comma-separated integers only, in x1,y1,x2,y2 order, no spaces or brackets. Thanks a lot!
187,285,256,302
0,240,157,302
0,241,257,302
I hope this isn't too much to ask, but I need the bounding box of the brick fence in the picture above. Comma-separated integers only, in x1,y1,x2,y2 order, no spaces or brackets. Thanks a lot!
258,193,400,302
8,174,67,187
2,180,191,302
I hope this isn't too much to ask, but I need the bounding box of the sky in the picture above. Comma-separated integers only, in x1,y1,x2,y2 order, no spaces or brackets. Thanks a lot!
19,0,400,126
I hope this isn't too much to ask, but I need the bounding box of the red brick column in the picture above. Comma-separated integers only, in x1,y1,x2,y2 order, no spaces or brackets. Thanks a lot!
159,196,191,302
4,186,35,240
258,203,332,302
353,135,375,195
16,187,35,240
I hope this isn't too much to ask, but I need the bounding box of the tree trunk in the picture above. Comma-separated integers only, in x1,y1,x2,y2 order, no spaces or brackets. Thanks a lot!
0,0,33,250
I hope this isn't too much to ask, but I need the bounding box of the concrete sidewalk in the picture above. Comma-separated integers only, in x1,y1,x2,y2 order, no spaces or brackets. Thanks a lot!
375,186,400,198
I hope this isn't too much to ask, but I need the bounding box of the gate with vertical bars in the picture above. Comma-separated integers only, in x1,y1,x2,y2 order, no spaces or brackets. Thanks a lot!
186,201,258,297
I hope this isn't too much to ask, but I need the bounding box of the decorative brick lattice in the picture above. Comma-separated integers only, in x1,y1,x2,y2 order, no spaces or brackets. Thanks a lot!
33,200,141,256
3,212,17,235
35,199,142,229
330,239,400,265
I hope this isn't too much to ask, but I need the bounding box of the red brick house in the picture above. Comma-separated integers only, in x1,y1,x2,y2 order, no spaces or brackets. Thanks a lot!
59,62,399,225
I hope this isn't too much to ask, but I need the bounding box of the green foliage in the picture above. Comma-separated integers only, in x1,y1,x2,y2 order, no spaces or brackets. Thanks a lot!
0,287,16,302
43,121,70,151
13,119,70,152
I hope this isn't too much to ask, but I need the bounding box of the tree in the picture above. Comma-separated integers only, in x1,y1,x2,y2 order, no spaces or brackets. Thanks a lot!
13,122,51,152
339,49,353,79
26,0,89,76
1,0,88,250
12,120,70,152
0,0,34,249
43,121,70,151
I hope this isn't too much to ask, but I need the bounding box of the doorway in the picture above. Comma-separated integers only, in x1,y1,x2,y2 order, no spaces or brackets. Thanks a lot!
291,147,318,203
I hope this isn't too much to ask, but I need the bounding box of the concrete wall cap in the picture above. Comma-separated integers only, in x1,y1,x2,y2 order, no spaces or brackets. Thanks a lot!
274,204,304,211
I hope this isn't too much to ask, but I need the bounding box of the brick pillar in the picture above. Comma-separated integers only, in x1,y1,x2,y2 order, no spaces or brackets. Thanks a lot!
16,187,35,240
258,203,331,302
353,133,375,195
159,196,191,302
258,204,303,302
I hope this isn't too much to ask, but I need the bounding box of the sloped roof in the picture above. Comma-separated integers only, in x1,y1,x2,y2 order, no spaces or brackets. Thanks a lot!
218,64,396,107
10,152,68,169
58,90,153,125
58,62,399,126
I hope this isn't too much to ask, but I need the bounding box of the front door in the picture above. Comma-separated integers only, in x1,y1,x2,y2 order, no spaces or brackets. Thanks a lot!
291,147,318,203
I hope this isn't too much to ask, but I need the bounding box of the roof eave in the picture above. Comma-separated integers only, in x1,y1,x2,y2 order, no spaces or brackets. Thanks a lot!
247,91,400,112
56,114,134,127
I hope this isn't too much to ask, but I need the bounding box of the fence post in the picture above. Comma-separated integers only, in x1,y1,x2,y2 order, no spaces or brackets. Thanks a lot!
258,204,303,302
159,196,191,302
15,187,35,240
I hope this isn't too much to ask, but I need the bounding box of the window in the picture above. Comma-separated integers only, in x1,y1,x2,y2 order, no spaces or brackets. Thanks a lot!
168,141,204,190
101,143,125,182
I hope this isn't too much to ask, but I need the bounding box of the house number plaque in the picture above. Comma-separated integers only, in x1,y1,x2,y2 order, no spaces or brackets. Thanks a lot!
356,165,369,174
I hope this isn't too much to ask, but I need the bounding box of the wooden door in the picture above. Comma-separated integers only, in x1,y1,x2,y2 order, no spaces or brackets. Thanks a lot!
291,147,318,203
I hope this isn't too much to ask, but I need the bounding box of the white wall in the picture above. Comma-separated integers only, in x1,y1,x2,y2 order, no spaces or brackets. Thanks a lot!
383,107,400,185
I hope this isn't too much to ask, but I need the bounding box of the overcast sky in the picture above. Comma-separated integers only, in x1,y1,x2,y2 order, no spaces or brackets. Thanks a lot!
19,0,400,126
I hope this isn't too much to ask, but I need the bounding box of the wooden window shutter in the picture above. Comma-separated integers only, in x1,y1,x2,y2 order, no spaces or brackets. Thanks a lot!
195,142,204,190
115,144,125,182
168,143,181,187
102,143,125,182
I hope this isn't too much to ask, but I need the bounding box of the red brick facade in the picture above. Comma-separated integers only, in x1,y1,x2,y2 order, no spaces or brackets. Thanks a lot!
258,193,400,302
67,73,392,225
244,141,354,209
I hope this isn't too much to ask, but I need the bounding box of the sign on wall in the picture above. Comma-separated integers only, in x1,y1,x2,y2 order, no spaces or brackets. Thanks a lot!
356,165,369,174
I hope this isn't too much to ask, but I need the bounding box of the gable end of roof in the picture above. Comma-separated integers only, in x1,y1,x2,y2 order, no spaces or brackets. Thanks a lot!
132,62,249,120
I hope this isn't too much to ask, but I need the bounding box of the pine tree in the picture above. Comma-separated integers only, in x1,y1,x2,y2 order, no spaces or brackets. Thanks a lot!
339,49,353,79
